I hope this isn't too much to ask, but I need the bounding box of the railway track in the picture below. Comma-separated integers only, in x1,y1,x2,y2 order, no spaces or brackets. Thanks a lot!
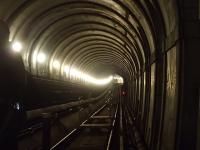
51,99,119,150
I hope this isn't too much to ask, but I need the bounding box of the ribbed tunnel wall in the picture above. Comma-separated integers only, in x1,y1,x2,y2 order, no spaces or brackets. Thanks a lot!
0,0,200,149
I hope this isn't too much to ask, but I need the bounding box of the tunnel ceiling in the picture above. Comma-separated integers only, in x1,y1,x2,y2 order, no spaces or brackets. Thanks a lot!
0,0,172,83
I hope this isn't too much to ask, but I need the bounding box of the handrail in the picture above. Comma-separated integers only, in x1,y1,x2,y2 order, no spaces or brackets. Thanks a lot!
27,85,111,119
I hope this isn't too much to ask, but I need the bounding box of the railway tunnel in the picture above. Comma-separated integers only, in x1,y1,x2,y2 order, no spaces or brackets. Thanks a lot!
0,0,200,150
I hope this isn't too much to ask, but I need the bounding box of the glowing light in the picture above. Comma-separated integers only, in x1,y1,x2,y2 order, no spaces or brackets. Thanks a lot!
64,65,70,77
53,60,60,69
70,68,82,78
113,75,124,84
62,65,115,86
37,52,46,63
72,70,113,85
92,75,113,85
12,42,22,52
81,74,93,82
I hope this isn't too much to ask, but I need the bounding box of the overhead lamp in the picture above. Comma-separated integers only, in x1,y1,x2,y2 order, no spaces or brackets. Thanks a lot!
53,60,60,69
64,65,70,75
37,52,46,63
12,41,22,52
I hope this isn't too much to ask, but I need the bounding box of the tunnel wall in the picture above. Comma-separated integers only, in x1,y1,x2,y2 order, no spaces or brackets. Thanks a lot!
127,0,200,150
126,1,180,150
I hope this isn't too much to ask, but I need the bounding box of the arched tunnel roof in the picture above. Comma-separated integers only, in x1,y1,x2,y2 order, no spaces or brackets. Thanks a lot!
0,0,176,84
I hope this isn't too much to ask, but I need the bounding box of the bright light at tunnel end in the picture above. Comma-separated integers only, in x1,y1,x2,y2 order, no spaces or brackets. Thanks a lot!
63,66,113,86
63,66,123,86
81,74,123,86
87,75,114,86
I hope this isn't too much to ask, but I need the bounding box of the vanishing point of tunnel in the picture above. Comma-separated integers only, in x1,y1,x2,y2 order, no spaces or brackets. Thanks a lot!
0,0,200,150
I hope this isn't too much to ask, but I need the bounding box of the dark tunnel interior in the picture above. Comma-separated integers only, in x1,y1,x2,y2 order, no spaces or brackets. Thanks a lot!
0,0,200,150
